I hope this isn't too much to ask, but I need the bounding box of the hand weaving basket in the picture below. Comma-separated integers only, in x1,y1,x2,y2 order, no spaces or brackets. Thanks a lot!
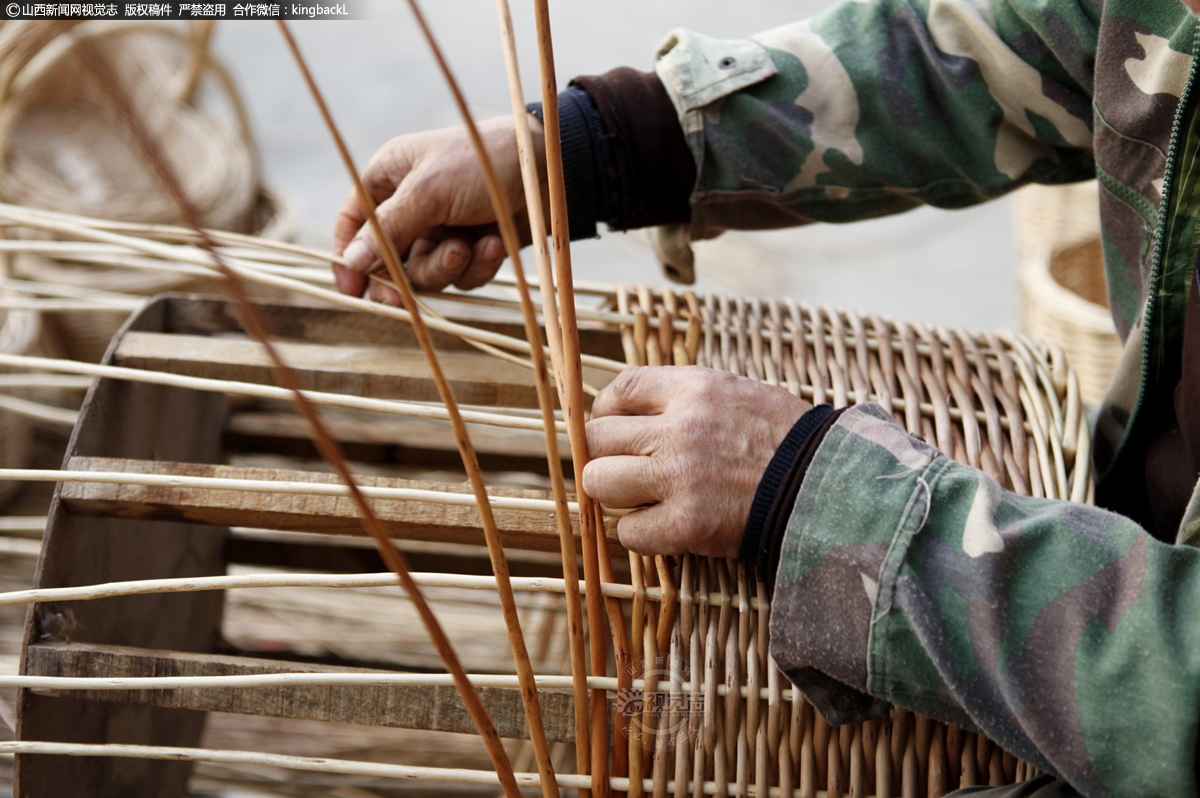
14,281,1091,797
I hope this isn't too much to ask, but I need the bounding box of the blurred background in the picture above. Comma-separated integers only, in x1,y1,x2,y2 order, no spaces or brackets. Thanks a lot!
213,0,1018,330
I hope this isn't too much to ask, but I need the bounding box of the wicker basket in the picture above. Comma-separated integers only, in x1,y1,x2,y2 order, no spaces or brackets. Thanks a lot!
1012,180,1101,261
0,21,258,230
1018,239,1121,406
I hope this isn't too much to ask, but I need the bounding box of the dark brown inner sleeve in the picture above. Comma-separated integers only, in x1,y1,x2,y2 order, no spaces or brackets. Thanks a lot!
573,67,696,231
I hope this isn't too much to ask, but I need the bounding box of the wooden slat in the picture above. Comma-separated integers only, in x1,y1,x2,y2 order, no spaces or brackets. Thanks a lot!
25,642,597,742
58,456,622,554
114,331,550,408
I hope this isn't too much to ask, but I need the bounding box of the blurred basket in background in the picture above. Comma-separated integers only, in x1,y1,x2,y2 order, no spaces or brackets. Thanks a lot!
0,20,299,362
1014,181,1120,406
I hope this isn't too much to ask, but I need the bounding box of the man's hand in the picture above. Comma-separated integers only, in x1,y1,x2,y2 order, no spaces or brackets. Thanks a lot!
583,366,812,559
332,116,546,304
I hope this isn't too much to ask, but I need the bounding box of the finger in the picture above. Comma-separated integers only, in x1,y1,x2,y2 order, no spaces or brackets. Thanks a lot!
591,366,698,418
333,149,415,258
585,415,661,458
407,237,473,291
615,504,686,556
332,262,367,297
453,235,506,291
367,278,403,307
581,455,662,510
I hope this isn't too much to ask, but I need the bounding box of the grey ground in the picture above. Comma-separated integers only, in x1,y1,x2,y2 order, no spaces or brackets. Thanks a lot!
211,0,1017,331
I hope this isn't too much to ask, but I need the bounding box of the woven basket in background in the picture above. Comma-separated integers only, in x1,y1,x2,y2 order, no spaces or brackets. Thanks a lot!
0,21,258,229
1018,239,1122,407
0,21,299,363
1014,181,1119,406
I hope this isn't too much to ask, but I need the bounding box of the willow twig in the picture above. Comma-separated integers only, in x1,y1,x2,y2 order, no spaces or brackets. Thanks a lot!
279,20,551,795
491,0,591,785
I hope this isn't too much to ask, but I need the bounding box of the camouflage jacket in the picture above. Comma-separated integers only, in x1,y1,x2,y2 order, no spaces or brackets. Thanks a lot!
653,2,1200,795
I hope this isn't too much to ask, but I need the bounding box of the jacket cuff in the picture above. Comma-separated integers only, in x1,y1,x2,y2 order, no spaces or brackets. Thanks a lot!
526,85,609,241
738,404,842,588
769,403,944,726
572,67,695,231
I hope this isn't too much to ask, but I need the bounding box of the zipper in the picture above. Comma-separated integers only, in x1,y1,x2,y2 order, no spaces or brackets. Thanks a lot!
1117,20,1200,469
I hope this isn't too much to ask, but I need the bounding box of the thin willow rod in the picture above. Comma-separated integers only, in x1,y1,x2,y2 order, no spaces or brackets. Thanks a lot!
280,21,547,795
0,467,624,517
0,203,626,372
73,31,520,792
0,742,818,797
0,275,147,302
0,538,39,558
0,206,344,266
0,673,790,702
330,10,564,792
0,353,564,433
0,374,92,390
0,299,141,311
491,0,592,779
527,5,620,795
0,570,763,610
0,394,78,426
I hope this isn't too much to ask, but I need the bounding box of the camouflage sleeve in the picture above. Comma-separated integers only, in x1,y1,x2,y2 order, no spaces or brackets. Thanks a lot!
770,403,1200,797
653,0,1100,240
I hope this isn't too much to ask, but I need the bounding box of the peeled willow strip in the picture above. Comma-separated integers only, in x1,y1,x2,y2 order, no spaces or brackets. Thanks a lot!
0,467,629,518
0,742,818,797
0,299,141,311
0,570,767,611
0,394,78,426
0,353,564,433
0,203,625,373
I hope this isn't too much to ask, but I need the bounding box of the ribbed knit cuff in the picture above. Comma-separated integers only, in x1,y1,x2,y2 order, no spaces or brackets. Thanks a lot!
526,85,611,241
739,405,835,568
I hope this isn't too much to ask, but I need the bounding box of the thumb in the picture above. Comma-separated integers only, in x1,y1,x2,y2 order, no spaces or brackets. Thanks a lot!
340,180,436,278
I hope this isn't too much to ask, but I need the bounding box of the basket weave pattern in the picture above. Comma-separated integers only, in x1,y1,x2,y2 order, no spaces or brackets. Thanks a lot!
597,284,1091,797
